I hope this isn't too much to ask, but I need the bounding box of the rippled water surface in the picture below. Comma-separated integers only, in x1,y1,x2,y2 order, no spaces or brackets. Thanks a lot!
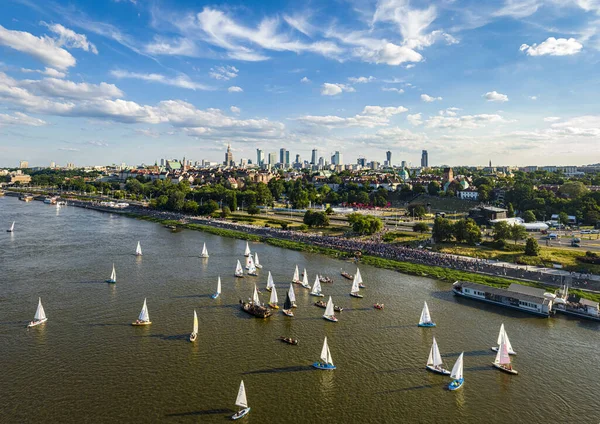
1,197,599,423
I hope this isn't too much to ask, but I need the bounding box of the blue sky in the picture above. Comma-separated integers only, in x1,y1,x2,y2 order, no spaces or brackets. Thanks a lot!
0,0,599,167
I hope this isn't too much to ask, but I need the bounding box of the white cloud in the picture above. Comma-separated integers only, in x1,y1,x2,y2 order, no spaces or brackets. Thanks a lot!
520,37,583,56
135,129,159,138
405,64,415,69
44,23,98,54
22,77,123,100
348,76,375,83
484,91,509,102
0,111,47,127
426,113,514,129
296,105,407,128
283,13,315,36
228,86,243,93
528,96,538,100
382,87,404,94
421,94,442,102
544,116,561,122
407,113,423,126
300,76,310,83
549,115,600,137
209,65,239,80
321,83,355,96
21,67,67,78
230,106,240,114
110,70,211,90
494,0,541,18
361,105,408,116
0,25,76,70
145,36,198,56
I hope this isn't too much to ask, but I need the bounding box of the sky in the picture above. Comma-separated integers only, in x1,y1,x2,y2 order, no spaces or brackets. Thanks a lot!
0,0,599,168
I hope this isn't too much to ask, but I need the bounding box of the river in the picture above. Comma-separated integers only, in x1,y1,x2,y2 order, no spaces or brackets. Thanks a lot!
1,196,598,423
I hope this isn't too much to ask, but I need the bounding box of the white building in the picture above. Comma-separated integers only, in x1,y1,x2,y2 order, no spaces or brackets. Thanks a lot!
457,188,479,201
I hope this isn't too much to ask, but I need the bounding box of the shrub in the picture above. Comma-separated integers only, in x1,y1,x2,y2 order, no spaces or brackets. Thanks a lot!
524,237,540,256
413,222,430,233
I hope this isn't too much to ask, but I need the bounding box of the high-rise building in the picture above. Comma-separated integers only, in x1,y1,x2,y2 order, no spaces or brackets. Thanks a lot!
280,148,287,165
386,151,392,166
285,151,290,166
401,160,407,169
295,154,301,164
311,149,318,165
268,152,277,165
50,161,56,168
256,149,264,166
357,157,367,167
331,151,342,165
318,157,324,167
224,144,234,166
421,150,428,168
19,160,29,168
160,158,165,167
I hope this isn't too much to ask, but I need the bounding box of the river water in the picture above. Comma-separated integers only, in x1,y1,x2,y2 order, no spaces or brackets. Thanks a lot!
1,196,598,423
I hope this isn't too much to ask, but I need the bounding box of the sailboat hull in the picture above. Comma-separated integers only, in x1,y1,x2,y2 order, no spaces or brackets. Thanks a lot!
350,293,363,298
310,293,325,297
232,407,250,420
282,309,294,317
323,315,338,322
211,293,220,299
189,333,197,342
448,378,464,391
426,365,451,375
268,303,279,309
418,322,436,327
235,274,244,278
255,264,262,269
491,347,516,355
131,321,152,326
105,279,116,284
313,362,336,370
27,318,47,328
301,284,311,289
492,363,518,374
200,254,209,258
247,272,257,276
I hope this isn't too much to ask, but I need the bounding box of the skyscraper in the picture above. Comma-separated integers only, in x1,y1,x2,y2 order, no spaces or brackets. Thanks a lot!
285,150,290,166
331,151,342,165
280,148,287,164
386,151,392,166
268,152,276,165
295,154,301,164
224,143,234,166
19,160,28,168
256,149,264,166
311,149,318,165
421,150,428,168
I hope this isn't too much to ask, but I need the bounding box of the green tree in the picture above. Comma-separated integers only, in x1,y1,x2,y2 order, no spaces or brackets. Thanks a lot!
509,224,528,245
523,210,536,223
255,182,274,205
347,213,383,235
493,221,511,241
558,211,570,227
183,200,198,214
507,203,515,218
432,217,454,242
221,206,232,218
408,204,426,218
427,181,440,196
247,205,260,215
478,184,492,202
558,181,588,199
524,237,540,256
267,178,285,200
413,222,429,233
325,206,334,215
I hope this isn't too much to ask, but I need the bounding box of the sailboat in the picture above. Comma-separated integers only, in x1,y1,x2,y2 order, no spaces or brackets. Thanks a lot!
240,285,272,318
448,352,465,391
288,284,297,308
418,301,436,327
211,276,222,299
254,252,262,269
282,292,294,316
310,275,324,297
301,269,311,289
135,241,143,256
356,267,365,288
313,336,336,370
265,271,275,292
269,286,279,309
350,272,363,298
322,296,338,322
491,323,516,355
426,337,451,375
247,256,258,276
235,260,244,278
106,263,117,284
132,298,151,326
189,310,198,342
245,254,253,269
7,221,15,233
244,241,251,257
27,297,48,328
231,380,251,420
200,242,209,258
292,265,301,284
493,334,518,374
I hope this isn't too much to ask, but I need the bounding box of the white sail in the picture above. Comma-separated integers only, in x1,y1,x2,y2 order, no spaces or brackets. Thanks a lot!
496,324,515,355
324,296,335,317
216,276,222,295
110,264,116,282
248,262,257,275
302,269,309,287
192,310,198,334
254,252,260,267
495,334,511,366
252,285,261,306
428,337,443,367
288,284,296,303
201,243,209,257
266,271,275,290
136,241,142,256
34,297,46,321
9,221,15,231
351,273,360,294
356,267,363,284
419,302,432,325
236,260,243,275
246,255,253,268
320,336,333,364
311,275,322,295
244,242,251,256
293,265,299,282
235,380,248,409
270,286,278,304
450,352,464,380
138,298,150,322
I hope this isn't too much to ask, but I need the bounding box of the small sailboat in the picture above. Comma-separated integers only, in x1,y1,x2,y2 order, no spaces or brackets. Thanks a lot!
235,260,244,278
268,286,279,309
106,263,117,284
418,301,436,327
322,296,338,322
310,275,324,297
231,380,251,420
200,242,209,258
189,310,198,342
356,267,365,288
132,298,151,326
288,284,297,308
27,297,47,328
292,265,301,284
7,221,15,233
301,269,310,289
265,271,275,292
426,337,451,375
245,254,252,269
135,241,143,256
252,285,261,306
247,256,258,276
244,241,251,257
211,276,222,299
254,252,262,269
313,336,336,370
448,352,464,391
491,323,516,355
282,292,294,316
350,272,363,298
493,334,518,375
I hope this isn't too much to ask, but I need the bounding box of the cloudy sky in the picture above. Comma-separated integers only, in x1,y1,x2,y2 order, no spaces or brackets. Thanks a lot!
0,0,599,168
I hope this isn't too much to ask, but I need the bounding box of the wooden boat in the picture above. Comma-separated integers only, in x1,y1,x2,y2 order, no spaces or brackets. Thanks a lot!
268,286,279,309
211,277,222,299
418,301,436,327
288,284,297,308
231,380,250,420
374,303,384,310
27,298,48,328
7,221,15,233
135,241,142,256
106,263,117,284
315,300,343,312
189,310,198,342
493,334,518,374
279,336,298,345
265,271,274,291
254,252,262,269
292,265,301,284
282,292,294,316
234,260,244,278
340,269,353,280
313,336,336,370
322,296,338,322
132,298,151,326
239,286,272,318
448,353,464,391
350,273,363,298
200,242,209,258
491,323,516,355
310,275,324,297
244,241,251,257
319,276,333,284
301,269,310,289
426,337,451,375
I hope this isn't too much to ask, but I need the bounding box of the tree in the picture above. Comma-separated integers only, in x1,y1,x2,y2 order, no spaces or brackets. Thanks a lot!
303,210,330,227
268,178,285,200
507,203,515,218
413,222,429,233
183,200,198,214
493,221,511,241
408,204,426,218
247,205,260,215
523,210,536,223
347,213,383,235
255,182,273,205
325,206,334,215
432,217,454,242
200,200,219,215
427,181,440,196
221,206,231,218
463,219,482,245
558,181,588,199
478,184,492,202
525,237,540,256
558,211,570,227
509,224,528,245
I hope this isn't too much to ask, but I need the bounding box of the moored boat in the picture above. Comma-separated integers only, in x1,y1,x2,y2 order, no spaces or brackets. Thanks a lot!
426,337,451,375
313,336,336,370
27,297,48,328
279,336,298,345
189,310,198,342
322,296,338,322
235,260,244,278
231,380,251,420
132,298,151,326
418,301,436,327
211,276,222,299
448,352,464,390
491,323,516,355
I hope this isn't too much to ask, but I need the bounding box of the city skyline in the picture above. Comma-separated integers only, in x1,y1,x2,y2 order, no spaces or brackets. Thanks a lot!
1,0,600,167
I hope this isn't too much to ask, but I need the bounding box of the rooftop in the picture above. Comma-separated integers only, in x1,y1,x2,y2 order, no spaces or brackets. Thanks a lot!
458,281,550,304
